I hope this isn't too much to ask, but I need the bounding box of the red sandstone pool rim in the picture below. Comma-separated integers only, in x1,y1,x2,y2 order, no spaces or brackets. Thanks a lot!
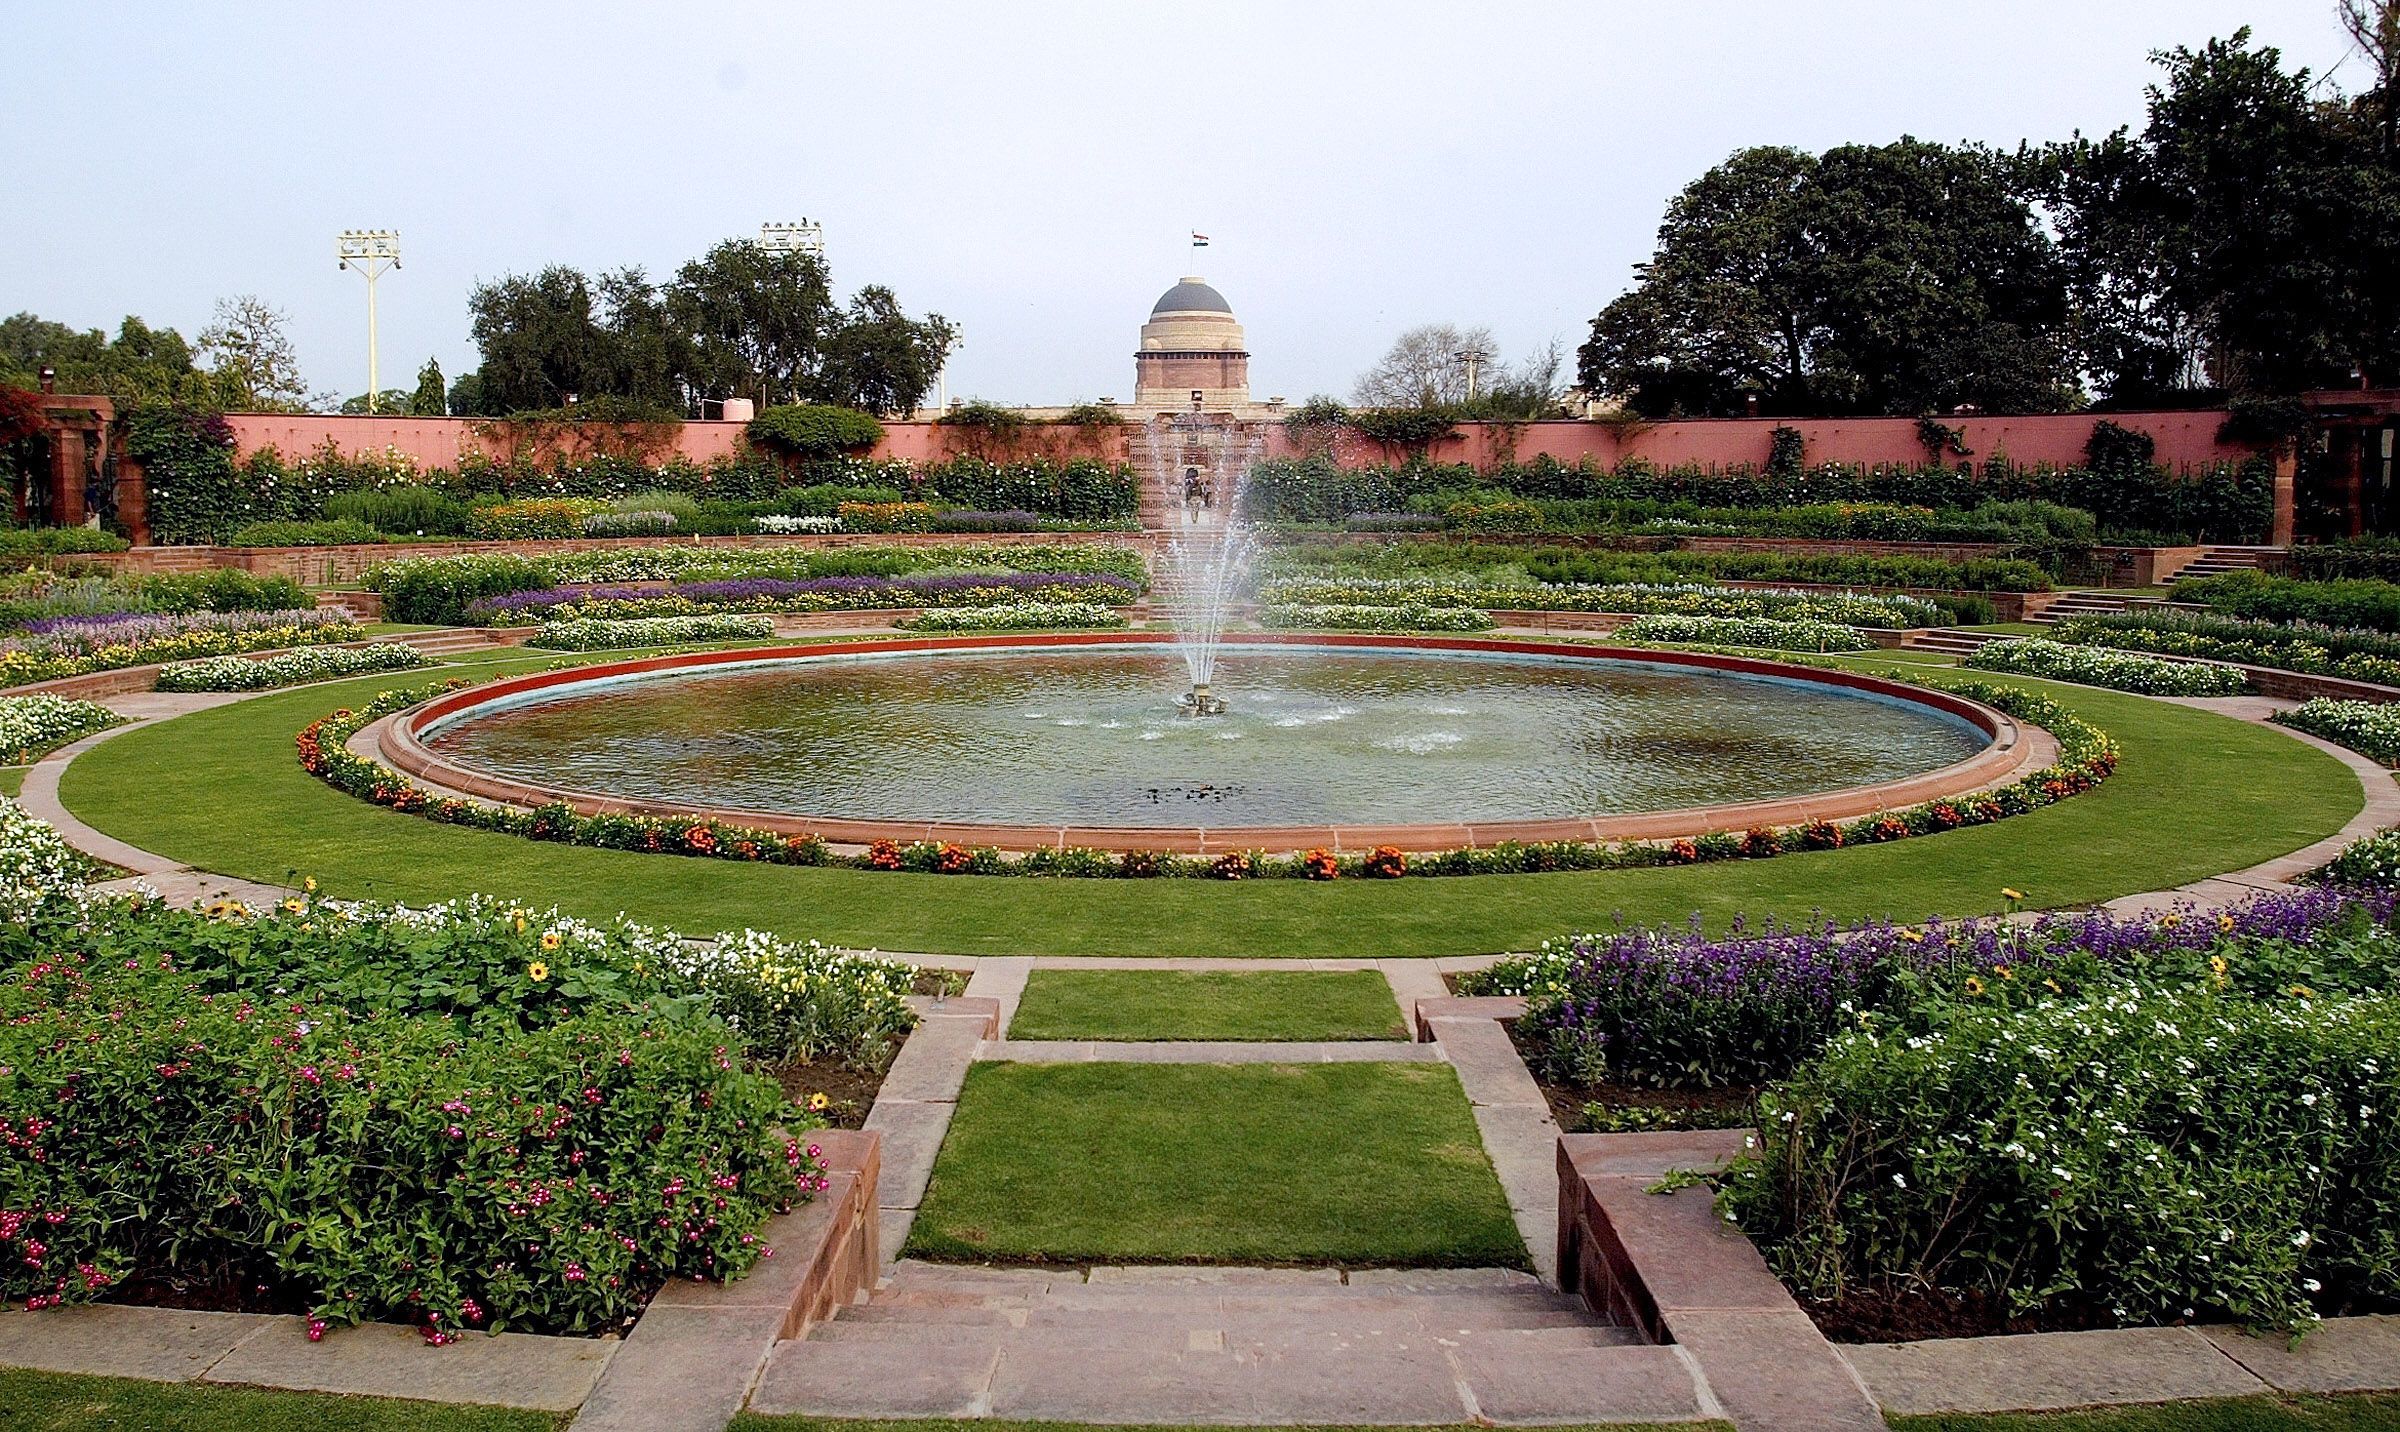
372,632,2057,855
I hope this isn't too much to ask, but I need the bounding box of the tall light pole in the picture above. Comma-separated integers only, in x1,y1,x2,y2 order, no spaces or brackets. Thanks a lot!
759,220,824,258
1455,349,1483,403
336,230,402,412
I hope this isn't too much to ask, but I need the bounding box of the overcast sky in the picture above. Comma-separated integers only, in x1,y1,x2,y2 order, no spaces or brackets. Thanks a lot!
2,2,2365,408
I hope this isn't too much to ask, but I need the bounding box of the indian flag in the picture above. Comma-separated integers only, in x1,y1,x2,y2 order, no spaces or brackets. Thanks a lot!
1190,232,1210,246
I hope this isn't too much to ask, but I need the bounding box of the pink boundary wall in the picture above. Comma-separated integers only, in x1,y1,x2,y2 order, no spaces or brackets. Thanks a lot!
220,411,2256,474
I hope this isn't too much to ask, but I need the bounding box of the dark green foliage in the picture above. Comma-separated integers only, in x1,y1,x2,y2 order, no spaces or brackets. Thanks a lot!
0,526,130,558
746,404,885,459
2174,570,2400,632
325,485,471,535
225,518,382,547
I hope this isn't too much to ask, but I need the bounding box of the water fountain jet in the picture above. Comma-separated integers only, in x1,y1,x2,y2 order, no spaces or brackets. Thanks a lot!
1145,413,1263,716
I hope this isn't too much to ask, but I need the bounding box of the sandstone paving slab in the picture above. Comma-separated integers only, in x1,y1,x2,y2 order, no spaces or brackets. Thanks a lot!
885,1259,1063,1292
876,1012,995,1102
860,1098,954,1209
844,1303,1023,1326
204,1318,613,1412
2202,1317,2400,1393
1563,1129,1752,1180
0,1306,283,1382
1472,1101,1563,1211
1590,1179,1788,1317
1431,1016,1547,1107
1842,1326,2267,1415
750,1332,1001,1418
1347,1266,1542,1290
1088,1264,1345,1286
1450,1341,1710,1425
977,1039,1441,1063
1667,1310,1883,1432
569,1307,779,1432
985,1338,1474,1424
876,1208,915,1261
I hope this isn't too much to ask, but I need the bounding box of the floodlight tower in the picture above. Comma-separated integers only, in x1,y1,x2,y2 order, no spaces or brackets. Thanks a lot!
759,220,824,258
336,230,402,412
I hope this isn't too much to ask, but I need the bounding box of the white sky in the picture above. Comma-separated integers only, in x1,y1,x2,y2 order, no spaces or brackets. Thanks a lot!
0,1,2364,407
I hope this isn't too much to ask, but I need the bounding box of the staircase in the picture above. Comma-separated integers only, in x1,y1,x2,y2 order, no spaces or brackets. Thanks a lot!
384,627,527,659
2166,545,2281,583
1902,629,2017,656
747,1261,1701,1424
2031,591,2139,626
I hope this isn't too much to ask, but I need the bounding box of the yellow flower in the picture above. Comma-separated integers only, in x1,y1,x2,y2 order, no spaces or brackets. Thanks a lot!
2210,955,2230,983
1897,928,1926,944
540,931,563,951
2217,913,2235,933
304,876,318,893
282,898,305,915
528,962,550,983
2289,983,2316,1000
807,1093,830,1112
2043,977,2062,993
1963,975,1987,996
1993,964,2013,981
2001,887,2024,901
2160,912,2182,928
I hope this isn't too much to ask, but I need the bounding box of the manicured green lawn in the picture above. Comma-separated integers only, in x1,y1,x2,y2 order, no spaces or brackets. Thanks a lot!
907,1062,1526,1267
1007,970,1406,1040
733,1422,1729,1432
51,655,2363,956
0,766,23,798
1893,1393,2400,1430
0,1368,560,1431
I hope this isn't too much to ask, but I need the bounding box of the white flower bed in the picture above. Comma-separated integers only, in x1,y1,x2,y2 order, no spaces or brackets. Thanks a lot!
902,602,1126,632
0,795,86,924
1617,614,1874,652
1257,577,1946,629
1963,637,2250,695
2276,698,2400,766
755,515,843,534
525,614,777,650
663,929,921,1065
155,642,433,692
1257,603,1497,633
0,694,120,761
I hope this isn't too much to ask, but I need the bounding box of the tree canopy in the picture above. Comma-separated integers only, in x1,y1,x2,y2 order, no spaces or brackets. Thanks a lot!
457,239,955,418
0,312,239,407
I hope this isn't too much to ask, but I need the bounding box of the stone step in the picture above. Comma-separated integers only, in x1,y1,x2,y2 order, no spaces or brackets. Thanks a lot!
811,1317,1636,1352
847,1291,1602,1333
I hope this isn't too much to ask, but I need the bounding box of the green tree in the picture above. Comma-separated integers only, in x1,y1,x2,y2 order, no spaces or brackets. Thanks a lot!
408,357,447,416
466,265,680,413
666,239,836,409
195,295,309,410
0,312,235,406
1579,141,2073,416
339,390,412,415
817,285,956,416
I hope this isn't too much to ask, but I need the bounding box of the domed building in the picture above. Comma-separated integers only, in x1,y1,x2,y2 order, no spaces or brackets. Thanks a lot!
1131,276,1255,414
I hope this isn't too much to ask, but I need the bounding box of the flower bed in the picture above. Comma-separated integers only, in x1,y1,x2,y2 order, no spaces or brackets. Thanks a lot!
154,642,432,693
1616,615,1874,652
525,614,778,651
297,674,2113,880
2317,828,2400,887
0,694,120,763
1963,637,2250,695
2053,611,2400,687
2275,698,2400,765
1256,603,1497,633
0,795,86,924
901,602,1126,632
462,572,1144,627
1257,577,1948,629
2174,571,2400,633
755,515,842,534
1,611,365,688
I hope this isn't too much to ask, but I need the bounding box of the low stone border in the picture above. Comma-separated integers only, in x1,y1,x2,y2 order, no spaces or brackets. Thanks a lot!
859,995,1005,1262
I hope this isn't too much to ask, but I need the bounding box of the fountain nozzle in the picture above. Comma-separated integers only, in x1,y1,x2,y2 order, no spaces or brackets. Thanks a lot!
1178,684,1229,718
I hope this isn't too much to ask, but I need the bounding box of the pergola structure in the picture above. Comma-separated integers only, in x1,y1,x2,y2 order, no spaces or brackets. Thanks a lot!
9,391,148,544
2301,387,2400,538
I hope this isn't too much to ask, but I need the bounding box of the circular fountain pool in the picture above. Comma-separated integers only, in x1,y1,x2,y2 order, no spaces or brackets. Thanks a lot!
383,635,2048,851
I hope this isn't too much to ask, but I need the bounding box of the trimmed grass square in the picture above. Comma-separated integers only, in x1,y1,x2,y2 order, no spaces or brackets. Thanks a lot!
0,1367,561,1431
1007,970,1406,1041
907,1061,1526,1268
1892,1393,2400,1430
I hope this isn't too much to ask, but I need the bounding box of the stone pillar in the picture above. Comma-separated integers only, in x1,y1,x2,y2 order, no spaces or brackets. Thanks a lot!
49,427,86,527
115,451,151,546
2271,445,2298,547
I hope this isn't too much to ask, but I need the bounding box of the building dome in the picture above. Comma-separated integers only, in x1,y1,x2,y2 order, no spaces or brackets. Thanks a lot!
1151,277,1231,315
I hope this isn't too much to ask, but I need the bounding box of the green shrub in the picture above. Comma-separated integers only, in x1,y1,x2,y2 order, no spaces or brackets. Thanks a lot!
1618,614,1875,652
368,553,553,624
2276,699,2400,765
155,643,432,692
0,527,130,559
135,569,312,614
225,518,381,547
0,695,119,763
526,614,776,650
325,485,470,535
1724,983,2400,1331
747,404,885,459
2176,571,2400,633
2056,610,2400,687
464,498,607,540
1963,637,2251,695
2291,536,2400,583
1257,603,1497,632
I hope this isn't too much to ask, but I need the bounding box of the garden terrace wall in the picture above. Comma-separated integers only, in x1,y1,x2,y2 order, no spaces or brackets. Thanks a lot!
219,410,2257,474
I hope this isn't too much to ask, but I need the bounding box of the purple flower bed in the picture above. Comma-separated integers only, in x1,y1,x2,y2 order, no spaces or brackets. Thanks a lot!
1504,887,2394,1089
7,608,348,657
464,571,1142,625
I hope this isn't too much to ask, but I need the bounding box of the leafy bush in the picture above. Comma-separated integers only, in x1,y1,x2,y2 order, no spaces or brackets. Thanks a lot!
155,642,432,692
465,498,608,540
0,794,88,923
369,553,554,624
902,603,1126,631
1724,982,2400,1331
1617,615,1875,652
2276,699,2400,765
0,610,363,687
464,572,1141,626
1259,575,1948,628
1257,603,1497,632
930,509,1041,533
2175,571,2400,633
773,482,907,516
0,527,130,559
2317,829,2400,888
835,501,937,533
755,514,842,534
225,518,382,547
135,569,315,614
526,614,776,650
1963,637,2251,695
579,510,679,537
746,404,885,460
2291,537,2400,583
324,486,470,535
0,694,119,762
